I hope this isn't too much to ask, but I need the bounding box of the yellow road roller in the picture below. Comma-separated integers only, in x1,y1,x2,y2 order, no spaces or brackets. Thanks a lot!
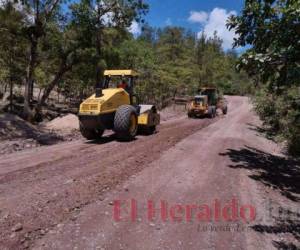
78,70,160,140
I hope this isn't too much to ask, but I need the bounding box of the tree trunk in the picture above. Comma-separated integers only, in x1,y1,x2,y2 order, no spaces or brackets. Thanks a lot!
38,87,42,101
24,37,38,120
35,63,69,116
9,76,13,112
95,30,103,88
4,83,8,93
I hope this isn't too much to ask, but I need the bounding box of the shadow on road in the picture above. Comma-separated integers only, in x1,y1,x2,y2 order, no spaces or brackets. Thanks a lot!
85,134,117,145
252,207,300,250
273,241,299,250
220,146,300,249
84,128,161,145
220,146,300,202
247,123,278,142
85,133,140,145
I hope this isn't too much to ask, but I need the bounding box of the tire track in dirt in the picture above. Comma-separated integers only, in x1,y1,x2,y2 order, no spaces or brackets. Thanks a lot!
32,96,260,250
0,113,221,249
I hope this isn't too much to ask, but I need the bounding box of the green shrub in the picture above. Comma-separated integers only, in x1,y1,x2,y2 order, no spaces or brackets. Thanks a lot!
254,86,300,155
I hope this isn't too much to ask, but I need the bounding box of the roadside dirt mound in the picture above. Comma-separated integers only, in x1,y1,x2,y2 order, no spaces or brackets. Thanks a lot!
160,104,187,121
0,113,63,155
0,113,41,140
45,114,79,132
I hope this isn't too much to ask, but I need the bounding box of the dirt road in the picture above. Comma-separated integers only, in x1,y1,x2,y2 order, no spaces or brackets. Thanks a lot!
0,96,299,249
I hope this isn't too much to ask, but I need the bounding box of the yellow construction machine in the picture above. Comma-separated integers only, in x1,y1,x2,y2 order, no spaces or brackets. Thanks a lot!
187,87,228,118
78,70,160,140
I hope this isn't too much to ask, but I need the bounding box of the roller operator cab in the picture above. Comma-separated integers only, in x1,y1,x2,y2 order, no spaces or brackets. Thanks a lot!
78,70,160,141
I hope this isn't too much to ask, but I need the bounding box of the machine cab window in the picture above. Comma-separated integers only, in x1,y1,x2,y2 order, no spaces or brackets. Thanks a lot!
194,96,206,106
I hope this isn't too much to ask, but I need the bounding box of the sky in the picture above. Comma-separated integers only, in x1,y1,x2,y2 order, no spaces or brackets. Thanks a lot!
129,0,246,50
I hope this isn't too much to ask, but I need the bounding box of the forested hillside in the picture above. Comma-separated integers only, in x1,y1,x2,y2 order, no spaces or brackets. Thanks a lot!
1,0,298,154
0,0,252,119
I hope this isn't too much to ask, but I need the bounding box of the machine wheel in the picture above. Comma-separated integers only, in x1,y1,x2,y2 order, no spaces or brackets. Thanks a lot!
114,105,138,140
208,106,216,118
138,125,156,135
188,112,193,118
213,107,217,117
222,106,228,115
145,125,156,135
80,123,104,140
